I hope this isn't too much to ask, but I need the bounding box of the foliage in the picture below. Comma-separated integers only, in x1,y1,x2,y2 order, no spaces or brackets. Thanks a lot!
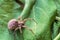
0,0,60,40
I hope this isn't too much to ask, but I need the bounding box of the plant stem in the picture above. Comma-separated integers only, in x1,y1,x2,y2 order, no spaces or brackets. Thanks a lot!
19,0,35,20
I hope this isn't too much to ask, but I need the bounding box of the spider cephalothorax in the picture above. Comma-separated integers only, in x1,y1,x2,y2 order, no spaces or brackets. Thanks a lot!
8,17,35,33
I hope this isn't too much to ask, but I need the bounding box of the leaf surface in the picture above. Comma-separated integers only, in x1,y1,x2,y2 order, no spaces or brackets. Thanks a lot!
0,0,57,40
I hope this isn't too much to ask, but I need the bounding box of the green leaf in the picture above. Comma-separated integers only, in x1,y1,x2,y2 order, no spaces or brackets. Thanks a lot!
52,22,59,39
0,0,57,40
23,0,56,40
0,0,22,40
54,0,60,16
54,0,60,40
53,33,60,40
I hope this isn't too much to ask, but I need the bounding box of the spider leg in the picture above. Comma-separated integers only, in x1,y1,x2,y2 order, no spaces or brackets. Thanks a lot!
13,27,19,40
19,27,22,33
23,18,37,24
18,16,22,20
14,27,19,31
22,26,34,34
13,31,16,40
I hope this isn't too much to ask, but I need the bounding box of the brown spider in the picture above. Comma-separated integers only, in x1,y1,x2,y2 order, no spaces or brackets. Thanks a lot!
8,17,36,34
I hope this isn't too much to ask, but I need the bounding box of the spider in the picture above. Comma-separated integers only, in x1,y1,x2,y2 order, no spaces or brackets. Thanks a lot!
8,17,36,34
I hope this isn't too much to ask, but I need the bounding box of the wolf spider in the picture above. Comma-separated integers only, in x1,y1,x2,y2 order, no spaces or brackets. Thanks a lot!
8,17,36,34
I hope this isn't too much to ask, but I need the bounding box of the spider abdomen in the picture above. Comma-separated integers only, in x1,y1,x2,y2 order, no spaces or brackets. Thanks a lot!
8,19,18,30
